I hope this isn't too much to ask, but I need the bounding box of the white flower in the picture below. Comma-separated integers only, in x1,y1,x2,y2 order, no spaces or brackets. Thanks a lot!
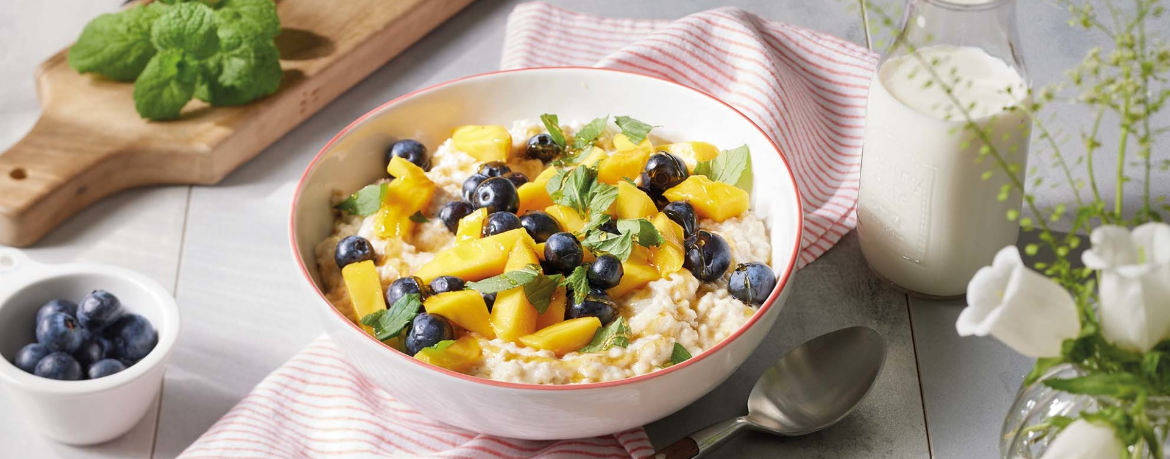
1039,419,1123,459
1082,223,1170,352
956,246,1081,357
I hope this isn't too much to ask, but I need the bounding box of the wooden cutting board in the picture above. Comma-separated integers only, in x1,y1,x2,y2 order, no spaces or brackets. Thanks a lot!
0,0,475,247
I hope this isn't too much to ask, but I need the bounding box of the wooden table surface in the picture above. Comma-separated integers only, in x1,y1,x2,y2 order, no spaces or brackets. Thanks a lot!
0,0,1117,457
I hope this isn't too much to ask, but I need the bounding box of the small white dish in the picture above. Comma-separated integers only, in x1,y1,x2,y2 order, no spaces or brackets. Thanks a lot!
0,249,181,445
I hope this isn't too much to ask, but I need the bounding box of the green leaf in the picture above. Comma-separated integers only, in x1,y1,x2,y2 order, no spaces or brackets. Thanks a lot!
1023,357,1065,386
151,2,220,59
524,273,563,314
1043,373,1145,399
694,145,753,192
547,165,598,215
133,49,200,120
335,183,387,216
668,343,692,366
360,293,421,341
561,266,590,304
540,114,566,148
587,182,618,216
195,39,282,106
617,218,663,247
614,116,654,145
214,0,280,40
466,265,542,294
580,318,631,353
409,211,429,223
582,230,634,261
68,5,163,81
430,340,455,351
572,116,609,150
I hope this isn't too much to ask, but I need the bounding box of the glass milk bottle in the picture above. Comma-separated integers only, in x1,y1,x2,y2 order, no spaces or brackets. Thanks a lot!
857,0,1032,297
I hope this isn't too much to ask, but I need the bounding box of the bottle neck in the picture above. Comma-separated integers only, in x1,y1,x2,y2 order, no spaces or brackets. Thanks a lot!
885,0,1027,79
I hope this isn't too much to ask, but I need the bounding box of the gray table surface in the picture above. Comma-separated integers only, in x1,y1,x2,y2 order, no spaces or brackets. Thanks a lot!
0,0,1133,458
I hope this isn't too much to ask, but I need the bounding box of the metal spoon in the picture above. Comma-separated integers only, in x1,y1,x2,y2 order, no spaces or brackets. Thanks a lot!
653,326,887,459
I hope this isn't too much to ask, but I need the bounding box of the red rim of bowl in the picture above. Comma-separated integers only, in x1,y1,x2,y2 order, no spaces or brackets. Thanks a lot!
289,66,804,391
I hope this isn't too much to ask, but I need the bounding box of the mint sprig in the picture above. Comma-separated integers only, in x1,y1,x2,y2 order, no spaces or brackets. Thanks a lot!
465,265,542,294
614,116,655,144
561,266,590,304
523,273,563,314
335,183,387,216
572,116,609,150
580,318,631,353
668,343,692,366
581,218,663,262
540,114,566,148
694,145,753,192
360,293,421,341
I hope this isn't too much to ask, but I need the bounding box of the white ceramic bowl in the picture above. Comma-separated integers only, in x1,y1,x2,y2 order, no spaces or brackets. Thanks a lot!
0,249,180,445
290,67,803,439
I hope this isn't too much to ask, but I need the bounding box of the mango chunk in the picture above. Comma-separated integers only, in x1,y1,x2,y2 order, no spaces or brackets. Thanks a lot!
663,175,750,222
505,239,541,270
424,290,494,338
452,125,512,162
455,208,489,243
609,181,657,220
341,261,387,334
517,166,559,215
415,229,533,283
608,246,661,298
414,335,482,372
490,243,542,342
518,317,603,356
657,142,719,172
598,148,651,185
613,133,653,153
386,155,427,179
650,213,686,277
578,146,608,167
375,157,436,238
544,205,585,233
535,286,568,330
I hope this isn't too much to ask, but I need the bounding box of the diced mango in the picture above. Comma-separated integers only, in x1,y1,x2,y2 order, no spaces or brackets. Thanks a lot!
535,286,568,330
414,335,482,372
341,261,387,334
609,181,657,220
386,155,427,179
452,125,512,162
415,229,533,282
652,212,685,246
490,289,538,343
375,157,436,238
657,142,720,172
608,247,661,298
505,239,541,270
663,175,750,222
579,146,608,167
518,317,603,356
517,166,559,215
650,212,686,277
456,208,489,243
613,133,653,153
598,148,651,185
545,205,585,233
424,290,494,338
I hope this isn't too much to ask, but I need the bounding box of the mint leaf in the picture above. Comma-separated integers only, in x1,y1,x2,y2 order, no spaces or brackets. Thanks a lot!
524,273,563,314
196,39,282,106
68,6,162,81
587,182,618,216
694,145,753,192
430,340,455,351
361,293,421,341
152,2,220,59
335,183,387,216
582,230,634,262
1043,373,1145,399
540,114,566,148
466,265,542,294
133,49,199,120
561,266,590,304
580,318,631,353
578,212,612,237
547,165,598,215
614,116,654,144
409,211,429,223
215,0,280,40
617,218,663,247
572,116,609,150
668,343,692,366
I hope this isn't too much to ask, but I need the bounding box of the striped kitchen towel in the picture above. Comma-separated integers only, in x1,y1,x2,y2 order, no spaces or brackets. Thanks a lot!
178,4,874,459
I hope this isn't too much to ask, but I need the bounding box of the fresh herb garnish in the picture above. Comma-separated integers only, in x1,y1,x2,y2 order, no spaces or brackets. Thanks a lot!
561,266,590,304
580,218,663,261
540,114,567,148
335,183,387,216
668,343,692,366
614,116,655,144
465,265,542,294
409,211,429,223
360,293,421,341
572,116,609,150
430,340,456,351
523,273,563,314
546,165,617,217
617,219,664,247
580,318,632,353
694,145,753,192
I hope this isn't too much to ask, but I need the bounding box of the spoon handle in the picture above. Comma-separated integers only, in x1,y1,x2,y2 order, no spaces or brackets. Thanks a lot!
652,416,753,459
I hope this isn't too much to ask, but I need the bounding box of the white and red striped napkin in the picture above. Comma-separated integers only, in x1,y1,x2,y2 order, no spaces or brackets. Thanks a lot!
178,3,875,458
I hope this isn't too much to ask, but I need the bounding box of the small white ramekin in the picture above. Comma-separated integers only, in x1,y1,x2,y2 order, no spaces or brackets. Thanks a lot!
0,248,180,445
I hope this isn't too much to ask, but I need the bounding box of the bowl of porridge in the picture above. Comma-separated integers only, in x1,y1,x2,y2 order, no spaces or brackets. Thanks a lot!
290,67,802,439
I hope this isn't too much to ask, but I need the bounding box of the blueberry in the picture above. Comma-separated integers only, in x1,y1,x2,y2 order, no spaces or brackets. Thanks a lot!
74,336,106,368
104,314,157,361
88,359,127,379
543,232,583,274
641,152,689,194
566,291,619,325
78,290,125,332
35,299,77,326
472,177,519,214
483,211,522,237
663,201,697,238
587,255,624,290
14,343,50,374
34,352,82,381
503,171,529,188
386,276,427,308
684,230,732,282
438,201,475,233
36,312,85,353
404,313,455,356
429,276,465,295
386,139,430,172
729,263,777,306
526,133,562,162
519,211,561,243
477,161,511,178
482,292,497,312
334,235,376,269
462,174,489,202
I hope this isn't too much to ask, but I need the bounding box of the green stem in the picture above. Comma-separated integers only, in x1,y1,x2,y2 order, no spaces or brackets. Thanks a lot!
1022,108,1084,208
1116,95,1131,221
1086,107,1107,212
